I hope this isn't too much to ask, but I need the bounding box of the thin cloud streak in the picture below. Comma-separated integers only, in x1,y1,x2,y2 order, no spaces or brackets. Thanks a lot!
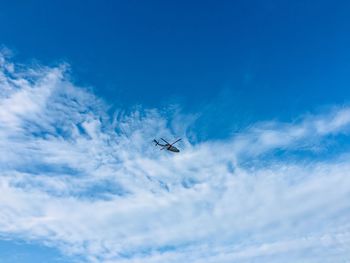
0,54,350,262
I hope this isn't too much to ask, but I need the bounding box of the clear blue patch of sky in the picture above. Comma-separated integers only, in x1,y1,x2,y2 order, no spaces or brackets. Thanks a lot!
1,0,350,139
0,239,74,263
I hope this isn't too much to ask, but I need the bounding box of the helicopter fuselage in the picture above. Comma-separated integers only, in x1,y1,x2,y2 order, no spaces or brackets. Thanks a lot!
154,138,181,153
167,145,180,152
157,142,180,152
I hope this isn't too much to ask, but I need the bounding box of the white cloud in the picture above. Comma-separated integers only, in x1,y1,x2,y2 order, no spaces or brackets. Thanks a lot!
0,53,350,262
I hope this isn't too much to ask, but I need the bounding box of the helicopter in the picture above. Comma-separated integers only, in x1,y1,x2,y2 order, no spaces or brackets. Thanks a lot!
153,138,181,152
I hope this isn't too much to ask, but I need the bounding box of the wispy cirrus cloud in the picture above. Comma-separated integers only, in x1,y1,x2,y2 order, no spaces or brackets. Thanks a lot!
0,53,350,262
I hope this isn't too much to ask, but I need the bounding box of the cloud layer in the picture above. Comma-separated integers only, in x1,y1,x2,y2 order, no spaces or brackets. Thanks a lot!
1,54,350,262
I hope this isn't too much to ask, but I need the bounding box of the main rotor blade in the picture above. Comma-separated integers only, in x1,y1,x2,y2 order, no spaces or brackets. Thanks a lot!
161,138,170,144
170,138,182,146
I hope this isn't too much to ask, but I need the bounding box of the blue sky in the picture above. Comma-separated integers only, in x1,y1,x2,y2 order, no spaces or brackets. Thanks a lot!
1,1,350,262
2,0,350,139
